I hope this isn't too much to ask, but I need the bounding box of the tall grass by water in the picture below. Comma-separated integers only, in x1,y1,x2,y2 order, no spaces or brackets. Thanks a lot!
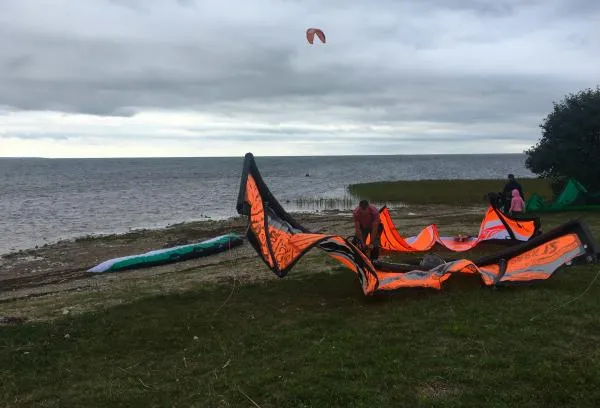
348,178,553,205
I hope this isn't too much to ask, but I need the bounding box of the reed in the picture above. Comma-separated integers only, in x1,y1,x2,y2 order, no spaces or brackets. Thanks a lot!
348,177,553,205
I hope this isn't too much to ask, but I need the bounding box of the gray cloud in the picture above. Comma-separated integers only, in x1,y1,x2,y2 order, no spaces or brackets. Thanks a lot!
0,0,599,152
14,125,532,144
5,132,73,141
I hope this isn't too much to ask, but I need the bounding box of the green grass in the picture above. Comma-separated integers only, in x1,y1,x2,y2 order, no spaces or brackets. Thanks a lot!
2,263,600,407
348,178,553,205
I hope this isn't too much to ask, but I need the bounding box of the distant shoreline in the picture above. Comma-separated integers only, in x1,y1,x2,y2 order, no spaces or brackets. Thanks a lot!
0,152,529,160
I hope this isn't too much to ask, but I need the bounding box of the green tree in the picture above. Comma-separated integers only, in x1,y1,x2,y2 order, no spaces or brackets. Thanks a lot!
525,86,600,196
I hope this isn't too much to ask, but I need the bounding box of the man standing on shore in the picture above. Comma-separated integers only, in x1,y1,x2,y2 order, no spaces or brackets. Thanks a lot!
353,199,381,260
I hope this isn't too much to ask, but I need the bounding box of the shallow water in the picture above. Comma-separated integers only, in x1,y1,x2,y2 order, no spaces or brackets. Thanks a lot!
0,154,533,254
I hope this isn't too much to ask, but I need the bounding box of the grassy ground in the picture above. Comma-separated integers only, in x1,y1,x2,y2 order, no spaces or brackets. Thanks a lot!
2,265,600,408
348,178,552,205
2,181,600,407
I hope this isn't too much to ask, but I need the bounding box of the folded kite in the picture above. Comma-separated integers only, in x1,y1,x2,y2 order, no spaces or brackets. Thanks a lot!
236,153,599,296
373,205,541,252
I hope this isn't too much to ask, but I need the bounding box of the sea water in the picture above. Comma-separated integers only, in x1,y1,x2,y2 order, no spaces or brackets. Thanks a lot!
0,154,533,254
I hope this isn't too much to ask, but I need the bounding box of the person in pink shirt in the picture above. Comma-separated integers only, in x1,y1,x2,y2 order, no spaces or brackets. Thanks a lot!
509,188,525,215
353,200,382,259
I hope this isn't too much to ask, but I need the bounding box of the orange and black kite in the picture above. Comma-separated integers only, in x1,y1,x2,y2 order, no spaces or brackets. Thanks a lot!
236,153,599,296
373,204,541,252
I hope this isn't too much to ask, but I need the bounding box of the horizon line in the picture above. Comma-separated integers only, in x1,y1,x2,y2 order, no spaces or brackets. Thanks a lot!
0,152,528,159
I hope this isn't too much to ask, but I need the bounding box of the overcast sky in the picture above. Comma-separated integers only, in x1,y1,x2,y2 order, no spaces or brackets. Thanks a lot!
0,0,598,157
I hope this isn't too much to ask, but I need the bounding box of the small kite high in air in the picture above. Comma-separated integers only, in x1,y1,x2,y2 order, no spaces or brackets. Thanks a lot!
306,28,326,44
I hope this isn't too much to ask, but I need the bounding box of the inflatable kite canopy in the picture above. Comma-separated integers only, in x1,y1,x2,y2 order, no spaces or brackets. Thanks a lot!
526,178,600,212
374,205,541,252
88,233,243,273
306,28,326,44
236,152,599,296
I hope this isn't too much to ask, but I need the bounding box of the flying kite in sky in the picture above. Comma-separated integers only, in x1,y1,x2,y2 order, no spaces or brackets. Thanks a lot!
306,28,326,44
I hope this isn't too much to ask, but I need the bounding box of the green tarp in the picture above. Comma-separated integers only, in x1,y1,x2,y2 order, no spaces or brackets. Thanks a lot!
526,178,600,212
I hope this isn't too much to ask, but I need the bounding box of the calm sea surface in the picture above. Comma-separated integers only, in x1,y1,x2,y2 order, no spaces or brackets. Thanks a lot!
0,154,534,254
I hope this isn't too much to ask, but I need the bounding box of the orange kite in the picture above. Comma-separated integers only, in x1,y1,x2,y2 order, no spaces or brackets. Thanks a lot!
371,205,541,252
236,153,599,296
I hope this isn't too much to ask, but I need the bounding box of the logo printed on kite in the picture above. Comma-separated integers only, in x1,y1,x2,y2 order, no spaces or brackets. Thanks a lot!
306,28,326,44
